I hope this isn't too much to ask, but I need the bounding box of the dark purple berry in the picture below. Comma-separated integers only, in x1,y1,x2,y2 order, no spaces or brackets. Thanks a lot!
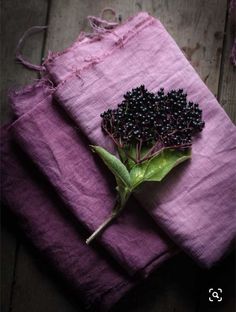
101,86,205,150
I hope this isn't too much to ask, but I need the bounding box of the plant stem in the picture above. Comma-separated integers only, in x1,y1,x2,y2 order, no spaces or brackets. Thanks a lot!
140,144,191,163
123,149,136,163
136,142,139,162
138,139,142,162
86,191,130,244
140,140,162,162
86,211,118,244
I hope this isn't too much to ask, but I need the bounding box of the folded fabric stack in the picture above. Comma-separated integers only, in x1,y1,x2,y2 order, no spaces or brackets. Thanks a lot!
1,12,236,311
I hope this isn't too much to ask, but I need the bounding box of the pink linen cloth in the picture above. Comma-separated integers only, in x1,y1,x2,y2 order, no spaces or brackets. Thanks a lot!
44,12,151,85
10,79,175,277
49,12,236,267
1,128,133,311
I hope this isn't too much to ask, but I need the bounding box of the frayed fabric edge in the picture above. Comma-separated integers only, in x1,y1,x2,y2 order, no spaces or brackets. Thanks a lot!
43,12,151,68
52,14,155,91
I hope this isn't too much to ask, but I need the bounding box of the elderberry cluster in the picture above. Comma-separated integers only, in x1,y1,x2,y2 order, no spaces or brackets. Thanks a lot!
100,85,204,148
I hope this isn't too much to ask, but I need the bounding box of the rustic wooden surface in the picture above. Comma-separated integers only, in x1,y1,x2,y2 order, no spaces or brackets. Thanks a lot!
1,0,235,311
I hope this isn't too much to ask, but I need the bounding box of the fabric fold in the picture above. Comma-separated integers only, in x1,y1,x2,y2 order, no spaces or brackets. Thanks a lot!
48,12,236,267
1,127,134,311
10,79,175,277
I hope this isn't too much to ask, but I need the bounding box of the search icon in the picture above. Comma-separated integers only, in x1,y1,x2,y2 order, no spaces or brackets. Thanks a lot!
209,288,223,302
212,291,219,299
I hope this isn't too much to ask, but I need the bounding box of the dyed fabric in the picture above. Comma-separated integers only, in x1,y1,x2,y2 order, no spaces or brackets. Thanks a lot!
44,12,149,85
10,80,175,277
2,11,234,312
49,12,236,267
1,128,134,311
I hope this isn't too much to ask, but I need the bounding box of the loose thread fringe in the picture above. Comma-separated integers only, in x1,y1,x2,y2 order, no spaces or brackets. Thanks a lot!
16,26,48,72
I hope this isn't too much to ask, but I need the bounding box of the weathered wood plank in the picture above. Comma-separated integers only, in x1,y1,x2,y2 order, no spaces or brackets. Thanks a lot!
1,209,19,312
150,0,227,96
1,1,48,311
218,6,236,123
11,242,80,312
0,0,48,123
194,8,236,312
114,254,201,312
193,6,236,311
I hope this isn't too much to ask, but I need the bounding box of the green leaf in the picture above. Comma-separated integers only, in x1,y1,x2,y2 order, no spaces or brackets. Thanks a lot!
130,148,191,189
91,146,132,188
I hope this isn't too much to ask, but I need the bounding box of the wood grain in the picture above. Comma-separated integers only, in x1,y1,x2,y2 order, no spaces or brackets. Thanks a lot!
114,254,201,312
218,5,236,122
1,209,19,312
0,0,48,123
11,243,81,312
1,1,235,312
150,0,227,96
1,1,48,311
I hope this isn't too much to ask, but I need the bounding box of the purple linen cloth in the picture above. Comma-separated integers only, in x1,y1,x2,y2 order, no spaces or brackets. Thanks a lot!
10,80,175,276
51,12,236,267
1,127,133,311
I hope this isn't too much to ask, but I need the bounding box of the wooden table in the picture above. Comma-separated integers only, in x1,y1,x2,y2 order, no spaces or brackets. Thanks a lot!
1,1,235,311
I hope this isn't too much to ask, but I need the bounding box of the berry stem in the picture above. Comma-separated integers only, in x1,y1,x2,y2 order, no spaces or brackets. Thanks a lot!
86,191,130,244
103,128,123,148
138,139,143,162
141,144,191,163
136,142,139,162
123,149,136,163
86,211,118,245
140,140,163,161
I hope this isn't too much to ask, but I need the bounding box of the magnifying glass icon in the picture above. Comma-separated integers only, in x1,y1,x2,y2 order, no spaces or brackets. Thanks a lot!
212,291,219,299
